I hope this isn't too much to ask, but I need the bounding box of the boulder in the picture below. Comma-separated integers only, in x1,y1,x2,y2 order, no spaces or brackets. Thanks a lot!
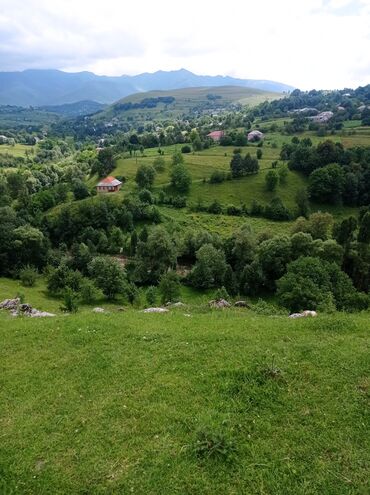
209,298,231,309
166,301,185,307
92,307,105,313
19,303,33,314
302,310,317,317
0,298,55,317
0,298,20,310
142,307,169,313
29,310,55,318
288,313,304,319
234,300,249,308
289,310,317,318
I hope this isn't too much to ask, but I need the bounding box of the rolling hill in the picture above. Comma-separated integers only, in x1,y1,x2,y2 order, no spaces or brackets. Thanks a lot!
0,69,294,106
92,86,283,122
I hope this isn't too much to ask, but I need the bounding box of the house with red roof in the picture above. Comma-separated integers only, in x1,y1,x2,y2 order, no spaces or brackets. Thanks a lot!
96,176,122,193
207,130,225,142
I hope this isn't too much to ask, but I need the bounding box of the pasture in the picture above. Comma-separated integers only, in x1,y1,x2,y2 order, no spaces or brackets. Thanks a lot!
1,303,369,494
0,143,35,157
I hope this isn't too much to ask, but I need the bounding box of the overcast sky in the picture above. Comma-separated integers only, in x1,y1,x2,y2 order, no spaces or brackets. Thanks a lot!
0,0,369,90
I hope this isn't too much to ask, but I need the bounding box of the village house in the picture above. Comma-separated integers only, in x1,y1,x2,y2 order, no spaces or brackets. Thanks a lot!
96,176,122,193
207,130,225,142
247,130,264,142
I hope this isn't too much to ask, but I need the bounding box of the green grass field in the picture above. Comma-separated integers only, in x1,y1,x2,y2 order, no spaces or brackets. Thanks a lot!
1,301,369,494
0,143,36,157
94,86,282,123
114,139,360,220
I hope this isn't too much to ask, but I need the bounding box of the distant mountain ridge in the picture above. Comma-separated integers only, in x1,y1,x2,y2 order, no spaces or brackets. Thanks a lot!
0,68,294,106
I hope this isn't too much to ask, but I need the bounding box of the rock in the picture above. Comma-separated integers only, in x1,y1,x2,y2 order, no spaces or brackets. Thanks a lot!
302,310,317,317
209,298,231,309
234,300,249,308
116,307,126,312
0,298,20,310
289,310,317,318
19,303,33,314
92,307,105,313
289,313,304,319
166,301,185,307
142,307,169,313
1,298,54,317
29,310,55,318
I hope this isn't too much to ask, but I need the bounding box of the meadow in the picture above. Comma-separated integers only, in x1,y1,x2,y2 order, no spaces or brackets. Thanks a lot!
113,127,363,224
95,86,282,123
1,299,369,494
0,143,36,157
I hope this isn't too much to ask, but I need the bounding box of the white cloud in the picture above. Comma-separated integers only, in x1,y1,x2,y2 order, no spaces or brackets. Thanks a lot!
0,0,369,89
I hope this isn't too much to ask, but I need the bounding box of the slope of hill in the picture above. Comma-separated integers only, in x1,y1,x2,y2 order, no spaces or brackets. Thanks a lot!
93,86,282,122
0,296,369,494
0,69,294,106
39,100,106,117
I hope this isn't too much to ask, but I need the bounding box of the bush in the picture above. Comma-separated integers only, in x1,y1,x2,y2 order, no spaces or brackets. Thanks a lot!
264,197,291,220
265,170,279,191
88,256,126,300
61,288,79,313
214,286,229,301
256,149,263,159
79,278,100,304
153,156,165,172
250,200,264,216
250,299,287,316
172,196,187,208
170,164,192,193
181,145,191,154
138,188,154,204
208,200,222,214
158,271,181,303
209,170,226,184
226,205,242,216
19,265,38,287
146,286,157,306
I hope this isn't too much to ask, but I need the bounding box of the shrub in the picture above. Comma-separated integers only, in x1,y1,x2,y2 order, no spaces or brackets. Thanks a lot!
158,271,181,303
256,149,263,159
88,256,126,300
264,197,291,220
79,278,100,304
16,292,25,304
61,288,79,313
19,265,38,287
265,170,279,191
209,170,226,184
214,286,229,301
226,205,242,216
172,196,187,208
250,200,264,216
208,200,222,214
146,286,157,306
170,164,192,193
138,188,154,204
153,156,165,172
181,145,191,154
278,164,289,184
250,299,287,316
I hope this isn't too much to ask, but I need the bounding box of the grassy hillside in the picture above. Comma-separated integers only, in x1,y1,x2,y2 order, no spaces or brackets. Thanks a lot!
0,143,36,157
1,300,369,494
113,137,360,221
93,86,282,122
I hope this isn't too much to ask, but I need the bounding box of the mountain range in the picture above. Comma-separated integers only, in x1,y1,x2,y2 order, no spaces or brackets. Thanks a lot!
0,69,294,107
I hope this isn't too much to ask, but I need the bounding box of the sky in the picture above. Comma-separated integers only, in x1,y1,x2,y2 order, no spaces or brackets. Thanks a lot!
0,0,369,90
